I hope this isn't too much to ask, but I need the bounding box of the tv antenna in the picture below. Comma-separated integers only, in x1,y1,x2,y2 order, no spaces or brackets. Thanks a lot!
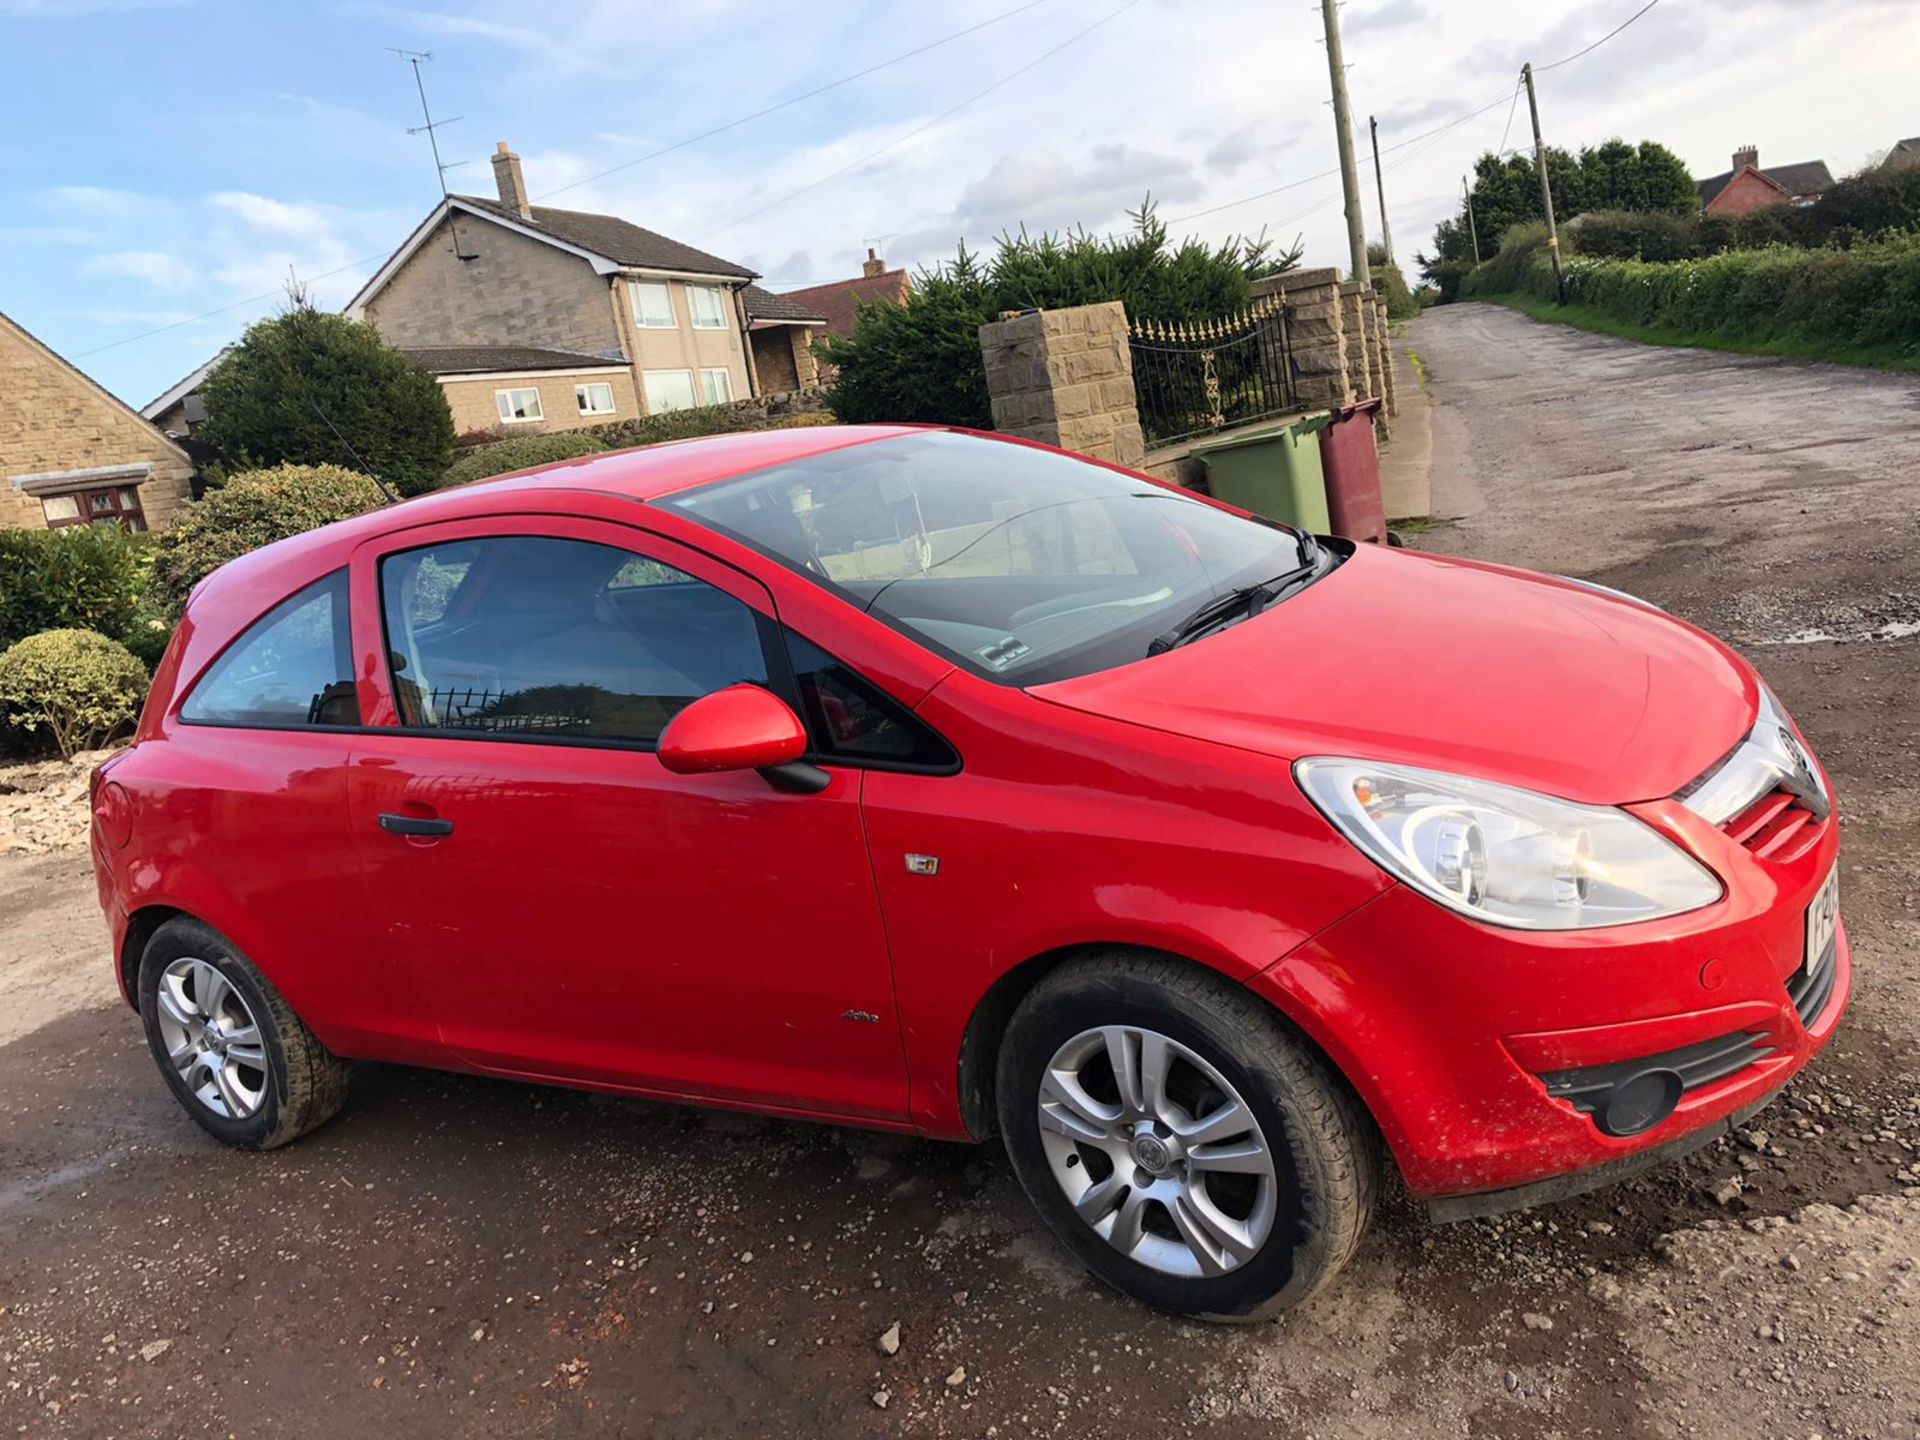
390,48,479,261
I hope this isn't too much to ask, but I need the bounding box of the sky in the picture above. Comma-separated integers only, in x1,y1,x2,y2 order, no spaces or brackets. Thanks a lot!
4,0,1915,408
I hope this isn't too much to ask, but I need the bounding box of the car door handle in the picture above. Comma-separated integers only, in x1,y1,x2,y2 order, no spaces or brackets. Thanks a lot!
378,813,454,838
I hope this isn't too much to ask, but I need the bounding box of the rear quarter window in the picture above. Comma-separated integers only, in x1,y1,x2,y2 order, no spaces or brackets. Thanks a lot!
180,570,359,728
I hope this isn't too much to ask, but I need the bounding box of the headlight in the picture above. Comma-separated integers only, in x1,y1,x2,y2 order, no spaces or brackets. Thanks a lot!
1295,758,1723,930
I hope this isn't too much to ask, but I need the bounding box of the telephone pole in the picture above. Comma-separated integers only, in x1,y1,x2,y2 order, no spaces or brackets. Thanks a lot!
1520,62,1565,303
1369,115,1393,267
1320,0,1370,285
1462,175,1481,264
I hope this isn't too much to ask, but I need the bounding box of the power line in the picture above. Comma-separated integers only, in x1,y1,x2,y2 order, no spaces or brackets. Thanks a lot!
1537,0,1660,72
701,0,1143,240
535,0,1055,203
1496,80,1523,156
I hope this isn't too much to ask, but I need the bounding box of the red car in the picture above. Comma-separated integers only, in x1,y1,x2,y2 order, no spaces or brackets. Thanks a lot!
91,426,1848,1320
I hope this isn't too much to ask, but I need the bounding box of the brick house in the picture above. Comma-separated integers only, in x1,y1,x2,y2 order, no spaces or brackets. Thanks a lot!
776,249,912,379
2,309,196,533
343,143,819,434
1695,145,1834,217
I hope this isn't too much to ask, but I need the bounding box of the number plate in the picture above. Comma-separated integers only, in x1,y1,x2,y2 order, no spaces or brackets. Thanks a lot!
1804,866,1840,980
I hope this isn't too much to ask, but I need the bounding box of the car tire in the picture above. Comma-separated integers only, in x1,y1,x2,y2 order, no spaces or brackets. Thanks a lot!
137,917,351,1150
995,952,1378,1321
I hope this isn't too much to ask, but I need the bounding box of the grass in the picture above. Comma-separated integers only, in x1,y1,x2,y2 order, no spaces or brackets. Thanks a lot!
1480,291,1920,372
1403,345,1432,390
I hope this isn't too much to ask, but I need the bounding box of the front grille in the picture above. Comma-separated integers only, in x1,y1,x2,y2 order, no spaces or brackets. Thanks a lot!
1787,934,1839,1029
1723,785,1824,863
1542,1029,1773,1116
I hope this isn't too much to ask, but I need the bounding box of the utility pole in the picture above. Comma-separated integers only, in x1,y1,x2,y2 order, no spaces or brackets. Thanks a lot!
1462,175,1481,264
1368,115,1393,267
1520,62,1565,303
1320,0,1370,285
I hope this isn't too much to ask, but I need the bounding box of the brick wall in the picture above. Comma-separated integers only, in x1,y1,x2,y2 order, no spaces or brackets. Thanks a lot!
977,303,1146,468
362,215,623,356
1,314,195,531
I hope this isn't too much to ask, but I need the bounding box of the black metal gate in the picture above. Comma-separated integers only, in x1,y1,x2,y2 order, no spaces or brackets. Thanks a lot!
1128,298,1298,447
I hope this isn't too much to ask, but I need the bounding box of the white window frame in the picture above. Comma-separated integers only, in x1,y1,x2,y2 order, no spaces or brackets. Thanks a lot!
642,369,698,413
495,387,544,424
687,283,728,329
629,279,676,329
699,367,734,406
575,381,617,416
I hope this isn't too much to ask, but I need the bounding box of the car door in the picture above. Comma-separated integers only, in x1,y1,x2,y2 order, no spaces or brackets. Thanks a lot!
343,513,908,1124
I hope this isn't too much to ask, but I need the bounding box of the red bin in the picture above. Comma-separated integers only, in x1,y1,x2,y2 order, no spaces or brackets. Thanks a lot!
1317,398,1387,544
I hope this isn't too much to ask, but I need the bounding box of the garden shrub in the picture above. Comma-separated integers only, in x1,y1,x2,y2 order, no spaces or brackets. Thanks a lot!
0,525,145,651
149,463,387,614
584,395,833,450
0,628,148,759
438,431,611,488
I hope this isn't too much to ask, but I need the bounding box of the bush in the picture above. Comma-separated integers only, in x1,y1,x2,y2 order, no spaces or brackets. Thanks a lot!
0,526,145,651
0,629,148,759
149,463,387,614
1367,246,1419,318
439,431,611,488
1569,209,1703,262
585,395,833,450
195,305,455,497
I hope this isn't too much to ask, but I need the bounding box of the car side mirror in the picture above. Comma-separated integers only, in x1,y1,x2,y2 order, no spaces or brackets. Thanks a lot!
656,686,829,793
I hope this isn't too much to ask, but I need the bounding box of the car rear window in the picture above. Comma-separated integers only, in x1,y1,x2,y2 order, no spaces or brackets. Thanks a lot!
180,570,359,729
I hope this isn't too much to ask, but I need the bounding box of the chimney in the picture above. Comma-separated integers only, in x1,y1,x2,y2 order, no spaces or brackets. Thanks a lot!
861,246,887,279
1732,144,1759,174
492,142,532,220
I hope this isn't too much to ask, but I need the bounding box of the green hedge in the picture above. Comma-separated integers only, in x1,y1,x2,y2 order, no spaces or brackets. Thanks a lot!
0,526,145,652
439,431,611,488
1465,232,1920,361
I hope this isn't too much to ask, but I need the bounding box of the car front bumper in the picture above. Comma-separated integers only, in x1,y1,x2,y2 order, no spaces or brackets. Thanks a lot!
1245,797,1849,1204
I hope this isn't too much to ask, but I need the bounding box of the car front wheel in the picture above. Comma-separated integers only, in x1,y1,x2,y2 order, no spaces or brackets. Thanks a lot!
138,917,351,1150
995,953,1378,1321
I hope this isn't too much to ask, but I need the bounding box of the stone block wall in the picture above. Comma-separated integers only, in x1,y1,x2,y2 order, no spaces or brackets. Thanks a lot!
977,302,1146,469
1271,267,1351,412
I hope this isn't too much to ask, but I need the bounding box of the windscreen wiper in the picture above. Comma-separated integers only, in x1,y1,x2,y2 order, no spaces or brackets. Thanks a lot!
1148,555,1319,656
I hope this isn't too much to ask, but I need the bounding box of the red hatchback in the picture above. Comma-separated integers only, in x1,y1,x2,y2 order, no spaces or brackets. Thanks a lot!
91,426,1848,1319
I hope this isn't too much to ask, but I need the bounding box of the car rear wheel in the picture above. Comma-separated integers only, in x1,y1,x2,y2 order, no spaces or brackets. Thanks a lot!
137,917,351,1150
995,953,1378,1321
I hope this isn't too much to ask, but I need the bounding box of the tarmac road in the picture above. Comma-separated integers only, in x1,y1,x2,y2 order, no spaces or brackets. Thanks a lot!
2,303,1917,1438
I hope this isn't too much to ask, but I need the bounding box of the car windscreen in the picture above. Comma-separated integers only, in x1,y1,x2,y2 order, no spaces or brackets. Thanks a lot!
661,431,1315,685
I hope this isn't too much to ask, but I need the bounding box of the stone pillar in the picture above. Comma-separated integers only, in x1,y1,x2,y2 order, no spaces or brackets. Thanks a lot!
1361,288,1391,441
1372,295,1397,418
1271,266,1350,411
1339,282,1372,404
978,302,1146,468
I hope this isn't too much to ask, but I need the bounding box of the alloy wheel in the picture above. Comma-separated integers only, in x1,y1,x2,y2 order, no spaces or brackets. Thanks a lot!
154,958,269,1120
1035,1025,1278,1278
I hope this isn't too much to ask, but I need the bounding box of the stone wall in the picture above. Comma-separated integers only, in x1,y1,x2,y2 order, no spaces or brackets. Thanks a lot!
748,326,818,395
977,303,1145,469
1,314,195,531
1270,267,1351,412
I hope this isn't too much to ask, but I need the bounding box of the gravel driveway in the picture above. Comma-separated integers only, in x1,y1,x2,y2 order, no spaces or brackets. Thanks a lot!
2,304,1916,1438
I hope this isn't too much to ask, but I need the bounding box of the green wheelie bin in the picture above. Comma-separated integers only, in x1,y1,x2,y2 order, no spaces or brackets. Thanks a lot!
1188,414,1331,532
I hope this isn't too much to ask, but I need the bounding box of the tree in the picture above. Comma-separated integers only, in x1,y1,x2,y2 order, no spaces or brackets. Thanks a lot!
195,304,455,496
823,197,1299,428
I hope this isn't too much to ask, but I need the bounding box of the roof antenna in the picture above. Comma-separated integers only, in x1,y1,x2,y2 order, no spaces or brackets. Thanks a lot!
390,48,480,261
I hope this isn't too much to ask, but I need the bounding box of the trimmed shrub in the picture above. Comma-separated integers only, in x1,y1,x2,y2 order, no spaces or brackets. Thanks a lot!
150,463,387,614
584,394,833,450
439,431,611,488
195,305,456,496
0,525,145,651
0,629,148,759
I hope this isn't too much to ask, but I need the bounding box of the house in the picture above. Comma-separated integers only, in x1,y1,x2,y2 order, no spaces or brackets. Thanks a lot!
344,143,819,434
1695,144,1834,216
774,249,912,378
2,309,196,533
742,285,826,393
1879,137,1920,174
142,346,232,441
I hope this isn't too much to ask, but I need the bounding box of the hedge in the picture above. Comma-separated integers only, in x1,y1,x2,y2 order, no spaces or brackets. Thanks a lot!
0,525,145,652
439,431,610,488
1465,232,1920,360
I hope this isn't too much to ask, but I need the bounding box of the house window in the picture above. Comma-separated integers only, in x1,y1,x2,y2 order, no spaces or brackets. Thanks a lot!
42,485,147,533
576,382,617,416
629,280,676,329
687,284,728,329
642,369,697,413
496,387,544,424
700,367,734,406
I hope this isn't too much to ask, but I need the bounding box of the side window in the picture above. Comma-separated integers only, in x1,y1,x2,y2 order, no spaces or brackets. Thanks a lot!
181,570,359,728
380,535,768,746
786,633,957,770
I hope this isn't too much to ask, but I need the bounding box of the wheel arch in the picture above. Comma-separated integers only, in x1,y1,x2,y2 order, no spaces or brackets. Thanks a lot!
120,903,189,1011
954,942,1376,1148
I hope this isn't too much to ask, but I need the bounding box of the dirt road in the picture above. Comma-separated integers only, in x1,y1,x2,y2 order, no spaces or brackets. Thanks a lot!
3,304,1917,1438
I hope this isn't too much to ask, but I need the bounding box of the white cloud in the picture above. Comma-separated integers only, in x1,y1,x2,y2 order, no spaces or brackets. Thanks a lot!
209,192,333,237
83,249,196,289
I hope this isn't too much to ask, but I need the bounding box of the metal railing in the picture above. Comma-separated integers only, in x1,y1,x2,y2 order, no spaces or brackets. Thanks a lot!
1128,297,1298,447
